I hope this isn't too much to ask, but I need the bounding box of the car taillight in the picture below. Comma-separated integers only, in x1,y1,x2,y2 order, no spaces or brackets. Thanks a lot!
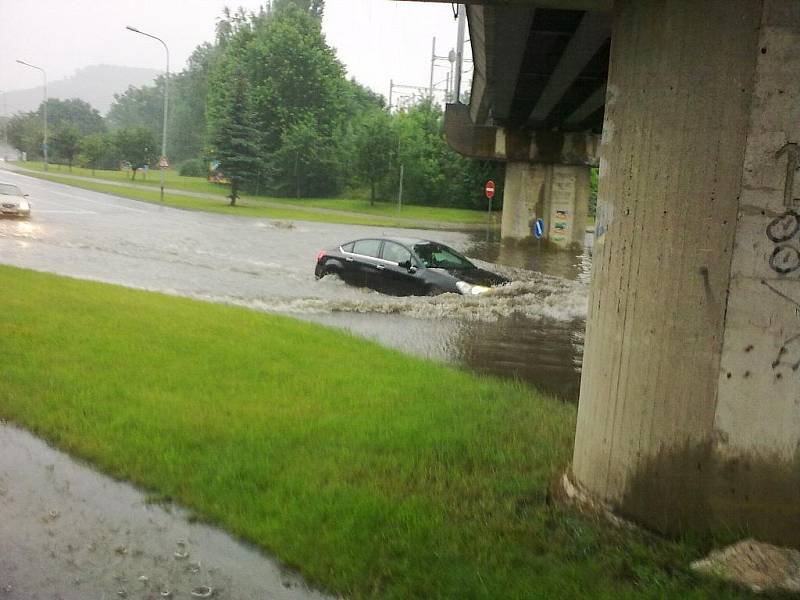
316,250,326,263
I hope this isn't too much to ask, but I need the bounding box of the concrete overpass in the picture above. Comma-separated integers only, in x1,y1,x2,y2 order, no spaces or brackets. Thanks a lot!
420,0,614,246
410,0,800,546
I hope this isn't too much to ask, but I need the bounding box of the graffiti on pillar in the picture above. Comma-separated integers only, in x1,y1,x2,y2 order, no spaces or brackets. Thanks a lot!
777,142,799,208
763,280,800,375
767,210,800,274
766,143,800,274
549,173,575,244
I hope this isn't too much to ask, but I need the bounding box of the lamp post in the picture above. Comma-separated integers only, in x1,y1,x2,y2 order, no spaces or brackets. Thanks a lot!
15,60,48,171
126,25,169,203
0,90,7,148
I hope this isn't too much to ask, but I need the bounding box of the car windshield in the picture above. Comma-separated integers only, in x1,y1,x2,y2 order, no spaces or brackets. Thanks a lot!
0,184,22,196
412,243,474,270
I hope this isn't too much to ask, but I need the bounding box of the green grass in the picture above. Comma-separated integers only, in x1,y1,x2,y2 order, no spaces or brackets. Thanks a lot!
0,265,752,599
278,197,492,225
17,161,494,227
21,160,240,194
23,172,419,226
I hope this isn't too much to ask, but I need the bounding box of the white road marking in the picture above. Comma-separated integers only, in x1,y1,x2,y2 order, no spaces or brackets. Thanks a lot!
1,169,152,213
45,188,151,213
33,209,96,215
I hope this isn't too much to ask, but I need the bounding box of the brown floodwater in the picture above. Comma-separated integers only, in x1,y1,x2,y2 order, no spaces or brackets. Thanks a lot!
0,168,591,398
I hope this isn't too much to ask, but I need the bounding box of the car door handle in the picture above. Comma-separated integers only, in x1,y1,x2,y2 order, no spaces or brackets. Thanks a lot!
345,257,354,262
376,265,385,271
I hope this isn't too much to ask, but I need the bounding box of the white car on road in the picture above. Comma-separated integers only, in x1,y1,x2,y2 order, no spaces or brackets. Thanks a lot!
0,182,31,218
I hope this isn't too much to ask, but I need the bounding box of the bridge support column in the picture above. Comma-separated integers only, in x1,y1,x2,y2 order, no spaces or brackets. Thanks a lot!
572,0,800,544
501,162,547,240
501,162,590,248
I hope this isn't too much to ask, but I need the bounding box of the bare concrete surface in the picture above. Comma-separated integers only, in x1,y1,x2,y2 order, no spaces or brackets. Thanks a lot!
0,422,334,600
691,539,800,594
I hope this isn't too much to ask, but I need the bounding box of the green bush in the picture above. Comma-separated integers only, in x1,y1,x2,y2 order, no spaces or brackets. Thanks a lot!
178,158,207,177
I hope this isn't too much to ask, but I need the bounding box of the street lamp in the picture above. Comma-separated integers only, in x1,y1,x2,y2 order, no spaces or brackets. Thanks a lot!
126,25,169,203
15,60,48,171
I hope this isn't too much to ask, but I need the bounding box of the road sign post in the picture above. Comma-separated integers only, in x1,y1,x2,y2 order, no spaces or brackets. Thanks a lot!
485,180,495,220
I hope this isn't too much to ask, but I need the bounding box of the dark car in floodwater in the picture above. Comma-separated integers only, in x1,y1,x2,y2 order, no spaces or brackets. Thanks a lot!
315,237,509,296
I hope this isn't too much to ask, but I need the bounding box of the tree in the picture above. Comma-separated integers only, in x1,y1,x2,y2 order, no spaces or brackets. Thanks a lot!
50,122,81,170
44,98,105,136
207,2,348,197
113,126,156,180
273,0,324,19
383,99,505,209
353,109,396,204
169,43,218,161
207,72,260,205
107,83,163,143
77,133,112,174
6,112,43,159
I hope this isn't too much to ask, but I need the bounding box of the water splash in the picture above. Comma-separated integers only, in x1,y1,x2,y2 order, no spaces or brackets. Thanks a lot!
195,269,588,324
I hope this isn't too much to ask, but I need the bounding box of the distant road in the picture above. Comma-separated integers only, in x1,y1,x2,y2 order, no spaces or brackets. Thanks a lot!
6,163,493,231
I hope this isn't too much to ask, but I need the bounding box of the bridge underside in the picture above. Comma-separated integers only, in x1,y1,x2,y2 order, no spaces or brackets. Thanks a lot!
432,0,613,245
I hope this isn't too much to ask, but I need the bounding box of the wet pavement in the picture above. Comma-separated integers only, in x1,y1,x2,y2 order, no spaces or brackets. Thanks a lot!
0,421,333,600
0,167,591,397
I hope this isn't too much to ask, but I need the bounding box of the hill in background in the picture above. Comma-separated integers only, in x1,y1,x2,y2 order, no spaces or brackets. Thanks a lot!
3,64,162,116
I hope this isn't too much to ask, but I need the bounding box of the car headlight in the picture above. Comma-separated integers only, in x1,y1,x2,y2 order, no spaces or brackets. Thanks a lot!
19,201,29,211
456,281,491,296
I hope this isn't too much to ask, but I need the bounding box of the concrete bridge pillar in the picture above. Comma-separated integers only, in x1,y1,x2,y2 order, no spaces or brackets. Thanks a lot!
501,162,590,248
572,0,800,544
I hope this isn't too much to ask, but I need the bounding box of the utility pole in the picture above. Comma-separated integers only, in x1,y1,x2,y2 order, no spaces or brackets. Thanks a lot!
454,4,466,103
397,164,404,212
388,81,431,112
429,37,436,98
15,60,47,171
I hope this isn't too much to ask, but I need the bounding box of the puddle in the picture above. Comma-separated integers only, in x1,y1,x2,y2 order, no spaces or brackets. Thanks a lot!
0,422,332,600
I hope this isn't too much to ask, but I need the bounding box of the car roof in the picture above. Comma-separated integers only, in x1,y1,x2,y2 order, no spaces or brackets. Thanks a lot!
346,236,437,246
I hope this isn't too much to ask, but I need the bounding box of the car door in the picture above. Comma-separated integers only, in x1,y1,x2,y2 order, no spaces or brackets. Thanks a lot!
349,239,384,290
337,241,359,284
379,241,423,296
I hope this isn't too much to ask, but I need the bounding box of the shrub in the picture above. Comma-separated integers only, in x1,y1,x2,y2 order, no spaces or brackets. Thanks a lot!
178,158,207,177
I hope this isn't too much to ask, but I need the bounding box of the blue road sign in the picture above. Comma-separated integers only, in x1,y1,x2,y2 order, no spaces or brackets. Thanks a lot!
533,218,545,239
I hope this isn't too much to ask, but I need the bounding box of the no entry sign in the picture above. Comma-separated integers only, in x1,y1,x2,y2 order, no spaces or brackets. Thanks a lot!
485,180,495,199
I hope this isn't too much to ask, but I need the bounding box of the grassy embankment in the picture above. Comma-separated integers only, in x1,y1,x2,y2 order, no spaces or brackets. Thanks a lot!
15,161,494,228
0,265,752,599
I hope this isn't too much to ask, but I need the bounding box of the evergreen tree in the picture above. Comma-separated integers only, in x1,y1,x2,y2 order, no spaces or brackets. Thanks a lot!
207,72,260,205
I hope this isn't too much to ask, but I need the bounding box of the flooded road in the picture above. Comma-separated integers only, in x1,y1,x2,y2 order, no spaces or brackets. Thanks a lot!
0,168,590,397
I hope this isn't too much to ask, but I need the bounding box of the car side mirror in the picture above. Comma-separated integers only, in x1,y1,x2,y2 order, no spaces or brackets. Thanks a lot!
23,194,29,197
399,260,417,273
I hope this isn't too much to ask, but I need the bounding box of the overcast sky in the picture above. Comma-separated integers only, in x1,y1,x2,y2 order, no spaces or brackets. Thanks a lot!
0,0,466,103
